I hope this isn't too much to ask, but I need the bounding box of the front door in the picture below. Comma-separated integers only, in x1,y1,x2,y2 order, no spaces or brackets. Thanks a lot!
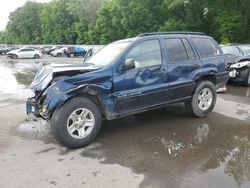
113,39,168,113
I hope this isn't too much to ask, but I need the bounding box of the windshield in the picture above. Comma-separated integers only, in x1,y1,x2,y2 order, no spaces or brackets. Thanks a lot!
239,46,250,56
86,41,131,66
221,46,243,56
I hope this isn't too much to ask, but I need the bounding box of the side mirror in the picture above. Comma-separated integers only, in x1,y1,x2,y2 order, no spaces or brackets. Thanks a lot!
83,48,93,63
122,59,135,71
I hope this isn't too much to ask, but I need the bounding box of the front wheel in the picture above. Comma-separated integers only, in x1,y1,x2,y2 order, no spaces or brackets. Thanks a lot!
51,97,102,148
185,81,217,118
243,68,250,86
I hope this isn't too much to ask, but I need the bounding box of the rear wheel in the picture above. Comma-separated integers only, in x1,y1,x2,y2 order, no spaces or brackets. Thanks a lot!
34,54,40,59
57,53,62,57
185,81,217,118
11,54,18,59
69,53,74,58
51,97,102,148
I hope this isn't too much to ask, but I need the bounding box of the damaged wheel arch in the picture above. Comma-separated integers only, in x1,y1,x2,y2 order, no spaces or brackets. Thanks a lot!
47,85,110,121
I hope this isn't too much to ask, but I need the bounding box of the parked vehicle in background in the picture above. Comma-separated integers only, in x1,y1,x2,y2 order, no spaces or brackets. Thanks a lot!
41,45,52,54
7,47,42,59
27,32,228,148
221,44,250,86
44,45,58,55
51,47,67,57
237,45,250,57
66,46,86,57
0,46,19,55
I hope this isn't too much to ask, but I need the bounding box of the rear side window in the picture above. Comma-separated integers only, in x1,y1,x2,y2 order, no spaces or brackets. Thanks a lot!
182,39,196,60
165,38,188,63
20,49,34,52
164,38,196,63
192,38,221,58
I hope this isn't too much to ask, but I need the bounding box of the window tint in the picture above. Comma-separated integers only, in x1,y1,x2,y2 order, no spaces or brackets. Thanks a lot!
126,40,162,69
192,38,221,58
165,38,188,63
20,49,34,52
182,38,196,60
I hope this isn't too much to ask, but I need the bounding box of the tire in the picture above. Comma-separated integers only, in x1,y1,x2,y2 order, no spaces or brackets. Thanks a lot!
34,54,40,59
69,53,74,58
11,54,18,59
51,97,102,148
57,53,62,57
242,68,250,86
185,81,217,118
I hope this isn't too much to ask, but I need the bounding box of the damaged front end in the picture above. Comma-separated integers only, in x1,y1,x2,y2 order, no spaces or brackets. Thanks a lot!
26,63,101,119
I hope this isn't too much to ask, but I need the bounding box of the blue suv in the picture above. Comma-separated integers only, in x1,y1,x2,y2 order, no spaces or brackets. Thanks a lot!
26,32,229,148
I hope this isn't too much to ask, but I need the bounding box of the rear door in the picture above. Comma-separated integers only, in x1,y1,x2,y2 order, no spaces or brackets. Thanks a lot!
192,37,225,75
18,49,26,58
164,37,202,101
27,49,35,58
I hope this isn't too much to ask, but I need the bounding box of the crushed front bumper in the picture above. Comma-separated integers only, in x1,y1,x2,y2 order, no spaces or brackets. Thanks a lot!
26,98,41,117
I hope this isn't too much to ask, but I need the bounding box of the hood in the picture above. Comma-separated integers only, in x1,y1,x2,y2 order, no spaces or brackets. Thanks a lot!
7,49,19,54
225,54,250,64
30,63,101,93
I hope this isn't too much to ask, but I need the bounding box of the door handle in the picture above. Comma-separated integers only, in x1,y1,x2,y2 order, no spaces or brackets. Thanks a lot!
161,68,167,73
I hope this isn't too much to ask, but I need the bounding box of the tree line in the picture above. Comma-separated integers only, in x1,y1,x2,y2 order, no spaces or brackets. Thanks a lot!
0,0,249,45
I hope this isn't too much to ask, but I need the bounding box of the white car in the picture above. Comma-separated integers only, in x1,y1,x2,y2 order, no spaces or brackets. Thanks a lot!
7,48,42,59
51,47,66,57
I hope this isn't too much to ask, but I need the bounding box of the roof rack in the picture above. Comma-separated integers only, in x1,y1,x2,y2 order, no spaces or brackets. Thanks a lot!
138,31,206,37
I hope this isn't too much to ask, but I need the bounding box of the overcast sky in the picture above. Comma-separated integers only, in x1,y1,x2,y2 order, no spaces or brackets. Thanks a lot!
0,0,52,31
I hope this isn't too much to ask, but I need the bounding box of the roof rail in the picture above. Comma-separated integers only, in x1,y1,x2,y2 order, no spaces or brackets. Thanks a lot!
138,31,206,37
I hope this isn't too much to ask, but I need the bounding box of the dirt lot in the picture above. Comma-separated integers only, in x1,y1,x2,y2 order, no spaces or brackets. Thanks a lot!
0,55,250,188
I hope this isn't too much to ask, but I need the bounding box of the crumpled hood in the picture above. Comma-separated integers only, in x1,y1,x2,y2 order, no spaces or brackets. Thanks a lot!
30,63,100,92
225,54,250,65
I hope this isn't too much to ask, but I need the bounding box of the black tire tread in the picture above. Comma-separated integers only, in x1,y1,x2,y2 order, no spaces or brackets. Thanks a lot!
51,97,102,148
243,68,250,86
185,81,217,118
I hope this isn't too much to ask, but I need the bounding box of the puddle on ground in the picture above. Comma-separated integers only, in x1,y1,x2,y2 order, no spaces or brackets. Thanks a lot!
0,62,41,104
78,105,250,188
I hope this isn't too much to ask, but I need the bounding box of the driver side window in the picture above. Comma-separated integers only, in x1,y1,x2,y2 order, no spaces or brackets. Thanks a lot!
126,40,162,69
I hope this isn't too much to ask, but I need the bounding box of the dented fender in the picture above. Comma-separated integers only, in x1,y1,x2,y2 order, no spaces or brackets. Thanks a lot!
41,77,114,119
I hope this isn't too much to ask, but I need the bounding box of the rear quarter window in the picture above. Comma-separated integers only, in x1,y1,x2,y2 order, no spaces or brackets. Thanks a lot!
192,38,221,58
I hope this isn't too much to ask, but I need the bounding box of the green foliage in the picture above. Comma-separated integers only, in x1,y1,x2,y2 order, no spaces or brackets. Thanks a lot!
4,1,43,44
41,0,78,44
216,11,246,43
0,0,250,45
